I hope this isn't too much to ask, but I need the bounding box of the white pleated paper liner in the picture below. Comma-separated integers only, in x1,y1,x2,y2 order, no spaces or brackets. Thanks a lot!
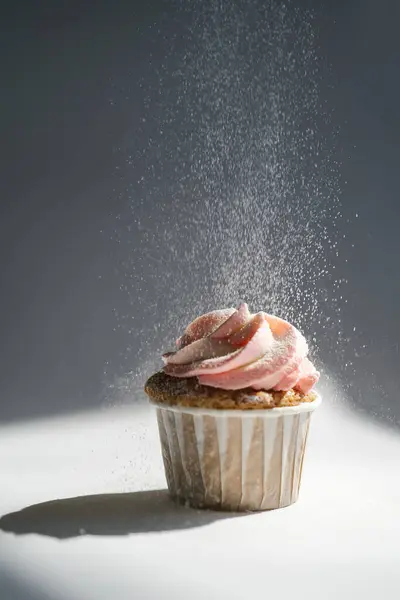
154,395,321,511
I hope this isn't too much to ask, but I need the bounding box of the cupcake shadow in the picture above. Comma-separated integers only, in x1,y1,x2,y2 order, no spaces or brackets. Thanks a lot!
0,489,243,539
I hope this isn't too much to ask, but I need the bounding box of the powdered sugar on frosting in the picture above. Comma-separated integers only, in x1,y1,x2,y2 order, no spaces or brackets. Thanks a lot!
163,304,319,394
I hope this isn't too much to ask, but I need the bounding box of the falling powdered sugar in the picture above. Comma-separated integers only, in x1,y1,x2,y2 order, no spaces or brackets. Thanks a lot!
109,0,344,398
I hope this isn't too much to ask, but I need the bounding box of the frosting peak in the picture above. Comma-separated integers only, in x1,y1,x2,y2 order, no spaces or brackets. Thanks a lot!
163,303,319,394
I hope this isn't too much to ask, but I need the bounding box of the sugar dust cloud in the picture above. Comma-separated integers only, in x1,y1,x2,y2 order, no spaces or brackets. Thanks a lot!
110,0,344,399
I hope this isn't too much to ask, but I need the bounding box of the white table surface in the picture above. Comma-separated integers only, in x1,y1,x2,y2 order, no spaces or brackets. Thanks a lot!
1,378,399,600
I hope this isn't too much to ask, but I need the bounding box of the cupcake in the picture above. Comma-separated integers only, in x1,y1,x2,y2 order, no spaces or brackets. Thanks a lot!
145,303,321,511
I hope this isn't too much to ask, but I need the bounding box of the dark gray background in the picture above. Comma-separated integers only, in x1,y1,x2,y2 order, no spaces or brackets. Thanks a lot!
1,0,399,425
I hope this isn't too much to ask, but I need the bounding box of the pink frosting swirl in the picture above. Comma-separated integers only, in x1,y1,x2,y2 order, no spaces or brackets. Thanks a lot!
162,303,319,394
